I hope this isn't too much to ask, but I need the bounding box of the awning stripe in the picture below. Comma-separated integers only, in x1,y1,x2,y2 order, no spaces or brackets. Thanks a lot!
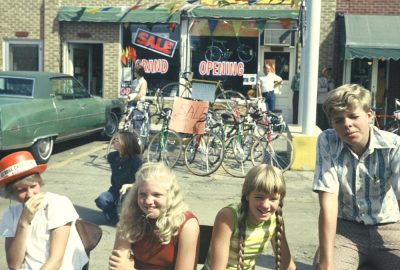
57,7,181,24
57,6,299,24
344,15,400,60
186,7,299,20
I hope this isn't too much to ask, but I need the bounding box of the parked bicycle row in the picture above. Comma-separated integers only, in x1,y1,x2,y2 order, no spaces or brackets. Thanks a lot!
107,94,294,178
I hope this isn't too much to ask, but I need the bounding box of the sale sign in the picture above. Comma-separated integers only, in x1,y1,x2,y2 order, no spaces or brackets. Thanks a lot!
133,28,178,58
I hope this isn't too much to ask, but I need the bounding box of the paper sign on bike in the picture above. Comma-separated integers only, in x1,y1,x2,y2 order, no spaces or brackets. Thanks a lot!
169,97,209,134
133,28,177,58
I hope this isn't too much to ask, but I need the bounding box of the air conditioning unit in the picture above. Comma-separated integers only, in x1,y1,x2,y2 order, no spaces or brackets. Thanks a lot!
264,29,293,46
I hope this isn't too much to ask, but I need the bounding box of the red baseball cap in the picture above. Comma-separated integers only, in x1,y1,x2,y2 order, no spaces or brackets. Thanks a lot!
0,151,47,187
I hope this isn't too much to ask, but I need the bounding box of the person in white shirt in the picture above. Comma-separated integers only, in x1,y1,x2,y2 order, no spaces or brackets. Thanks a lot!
0,151,88,270
258,64,283,112
128,64,148,104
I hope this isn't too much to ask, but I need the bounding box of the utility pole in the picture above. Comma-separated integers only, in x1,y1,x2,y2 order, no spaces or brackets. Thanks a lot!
300,0,321,134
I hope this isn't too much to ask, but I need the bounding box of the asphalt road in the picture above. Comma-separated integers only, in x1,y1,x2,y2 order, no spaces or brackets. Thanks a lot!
0,136,319,269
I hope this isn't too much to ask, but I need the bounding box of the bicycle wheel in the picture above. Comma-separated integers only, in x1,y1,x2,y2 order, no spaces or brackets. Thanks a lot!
259,134,294,172
222,134,260,178
157,83,191,111
213,90,248,120
237,44,254,63
384,120,400,135
205,46,223,62
106,127,140,155
184,133,224,176
139,117,151,152
147,129,183,168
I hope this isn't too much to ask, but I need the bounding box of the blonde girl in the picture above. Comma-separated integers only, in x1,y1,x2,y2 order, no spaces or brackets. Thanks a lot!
109,162,199,270
203,164,296,270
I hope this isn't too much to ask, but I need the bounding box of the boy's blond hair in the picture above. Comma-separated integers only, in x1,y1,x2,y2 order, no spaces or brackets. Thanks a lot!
323,84,371,122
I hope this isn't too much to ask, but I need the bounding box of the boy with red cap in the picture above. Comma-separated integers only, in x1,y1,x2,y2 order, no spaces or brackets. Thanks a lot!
0,151,88,270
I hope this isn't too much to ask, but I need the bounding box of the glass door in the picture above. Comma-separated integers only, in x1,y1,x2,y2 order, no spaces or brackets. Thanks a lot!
68,44,92,92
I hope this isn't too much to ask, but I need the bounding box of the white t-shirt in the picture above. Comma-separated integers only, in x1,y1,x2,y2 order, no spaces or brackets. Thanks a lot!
128,77,147,102
258,73,282,93
0,192,88,270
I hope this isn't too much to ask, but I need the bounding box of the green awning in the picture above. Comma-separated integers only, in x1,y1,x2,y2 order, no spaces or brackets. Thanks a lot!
186,7,298,20
344,15,400,60
57,6,181,24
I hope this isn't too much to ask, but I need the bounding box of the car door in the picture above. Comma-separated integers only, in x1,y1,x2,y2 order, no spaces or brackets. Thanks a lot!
51,77,85,137
71,77,104,130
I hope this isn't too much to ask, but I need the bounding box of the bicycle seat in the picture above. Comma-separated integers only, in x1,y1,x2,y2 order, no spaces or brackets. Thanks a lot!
181,71,193,81
221,112,231,120
250,111,262,121
145,100,153,104
162,108,172,116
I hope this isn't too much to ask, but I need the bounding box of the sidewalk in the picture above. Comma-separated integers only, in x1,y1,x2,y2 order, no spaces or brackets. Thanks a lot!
0,143,319,270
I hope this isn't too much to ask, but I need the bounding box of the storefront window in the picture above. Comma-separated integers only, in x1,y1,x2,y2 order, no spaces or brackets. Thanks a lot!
350,58,372,90
190,19,258,95
122,24,181,97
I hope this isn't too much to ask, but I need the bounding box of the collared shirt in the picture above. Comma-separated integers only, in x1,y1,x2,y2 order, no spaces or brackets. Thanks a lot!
313,126,400,225
258,72,282,93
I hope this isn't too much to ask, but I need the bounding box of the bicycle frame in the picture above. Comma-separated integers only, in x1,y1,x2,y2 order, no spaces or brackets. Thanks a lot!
373,98,400,131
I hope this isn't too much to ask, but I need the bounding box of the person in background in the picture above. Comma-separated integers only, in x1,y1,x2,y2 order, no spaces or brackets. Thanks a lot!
202,164,296,270
95,131,143,224
291,68,301,124
313,84,400,270
258,64,283,112
128,64,147,103
317,67,334,130
108,162,199,270
0,151,88,270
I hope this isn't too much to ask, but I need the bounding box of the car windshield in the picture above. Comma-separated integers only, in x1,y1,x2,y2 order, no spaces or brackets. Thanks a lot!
0,77,34,97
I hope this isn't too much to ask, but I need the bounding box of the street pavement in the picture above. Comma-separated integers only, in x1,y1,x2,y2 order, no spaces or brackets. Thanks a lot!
0,138,319,270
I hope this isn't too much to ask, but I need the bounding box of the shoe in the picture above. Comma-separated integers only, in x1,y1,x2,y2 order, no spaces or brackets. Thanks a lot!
103,211,118,225
103,212,118,225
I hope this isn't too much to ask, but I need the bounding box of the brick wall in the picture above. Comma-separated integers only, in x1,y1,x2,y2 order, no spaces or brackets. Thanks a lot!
0,0,43,70
319,0,337,76
337,0,400,14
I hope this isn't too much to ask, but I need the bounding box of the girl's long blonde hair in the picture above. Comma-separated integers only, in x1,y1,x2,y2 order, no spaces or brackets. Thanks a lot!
236,164,286,270
117,162,188,244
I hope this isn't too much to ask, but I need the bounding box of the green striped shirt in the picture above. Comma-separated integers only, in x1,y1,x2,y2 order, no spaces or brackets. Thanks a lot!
203,203,276,270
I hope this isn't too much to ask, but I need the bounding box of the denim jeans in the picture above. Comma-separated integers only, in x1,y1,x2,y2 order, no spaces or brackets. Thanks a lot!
95,191,119,223
262,91,276,112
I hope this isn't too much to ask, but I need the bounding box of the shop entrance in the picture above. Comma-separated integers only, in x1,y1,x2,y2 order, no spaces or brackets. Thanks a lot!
259,46,296,123
344,58,400,118
67,43,103,97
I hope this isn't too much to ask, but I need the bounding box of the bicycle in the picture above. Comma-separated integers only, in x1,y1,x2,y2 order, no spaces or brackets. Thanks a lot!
373,98,400,135
184,111,225,176
223,110,264,178
204,38,254,63
107,100,156,155
147,108,183,168
156,71,249,120
155,73,193,111
249,108,294,172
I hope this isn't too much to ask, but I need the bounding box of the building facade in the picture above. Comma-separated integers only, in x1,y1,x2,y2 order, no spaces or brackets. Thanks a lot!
3,0,398,124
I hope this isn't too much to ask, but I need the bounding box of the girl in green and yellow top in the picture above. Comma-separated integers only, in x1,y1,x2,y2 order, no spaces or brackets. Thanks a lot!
203,164,296,270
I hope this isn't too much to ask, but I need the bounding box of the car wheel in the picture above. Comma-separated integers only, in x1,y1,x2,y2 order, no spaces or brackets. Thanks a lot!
30,137,54,164
104,112,119,138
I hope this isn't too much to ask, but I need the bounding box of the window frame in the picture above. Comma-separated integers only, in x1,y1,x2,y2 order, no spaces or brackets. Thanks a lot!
4,40,43,71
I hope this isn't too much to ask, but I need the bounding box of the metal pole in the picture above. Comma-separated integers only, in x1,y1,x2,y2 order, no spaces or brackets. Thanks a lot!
302,0,321,134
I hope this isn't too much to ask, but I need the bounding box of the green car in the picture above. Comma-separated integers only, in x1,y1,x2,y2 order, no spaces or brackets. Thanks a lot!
0,71,124,163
